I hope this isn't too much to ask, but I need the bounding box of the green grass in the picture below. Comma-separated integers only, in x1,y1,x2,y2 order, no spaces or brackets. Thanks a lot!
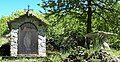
108,49,120,56
0,37,9,47
0,48,119,62
0,51,69,62
0,57,49,62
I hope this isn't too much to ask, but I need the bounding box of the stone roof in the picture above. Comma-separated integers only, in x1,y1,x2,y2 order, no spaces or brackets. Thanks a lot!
8,12,48,29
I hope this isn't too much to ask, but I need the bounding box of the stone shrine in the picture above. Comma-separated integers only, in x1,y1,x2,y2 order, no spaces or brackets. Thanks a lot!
7,11,47,57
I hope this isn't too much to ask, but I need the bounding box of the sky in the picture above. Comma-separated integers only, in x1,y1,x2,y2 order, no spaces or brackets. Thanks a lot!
1,0,120,19
0,0,44,18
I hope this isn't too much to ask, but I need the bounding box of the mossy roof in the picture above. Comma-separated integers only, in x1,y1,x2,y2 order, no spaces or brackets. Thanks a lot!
8,12,48,29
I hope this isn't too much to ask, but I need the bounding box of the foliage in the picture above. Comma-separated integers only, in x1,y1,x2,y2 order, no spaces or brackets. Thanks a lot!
0,11,26,36
0,11,26,51
39,0,118,33
0,1,120,61
46,14,87,50
39,0,120,49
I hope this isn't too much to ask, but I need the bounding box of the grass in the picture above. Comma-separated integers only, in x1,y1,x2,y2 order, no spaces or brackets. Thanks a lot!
0,48,119,62
0,57,49,62
108,49,120,56
0,51,70,62
0,37,9,47
0,47,85,62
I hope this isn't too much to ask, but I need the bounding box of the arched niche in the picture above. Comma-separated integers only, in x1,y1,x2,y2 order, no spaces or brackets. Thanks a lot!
18,22,38,55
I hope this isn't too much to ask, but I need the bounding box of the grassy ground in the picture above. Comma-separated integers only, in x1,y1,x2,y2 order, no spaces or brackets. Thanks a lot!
0,49,119,62
108,49,120,56
0,50,69,62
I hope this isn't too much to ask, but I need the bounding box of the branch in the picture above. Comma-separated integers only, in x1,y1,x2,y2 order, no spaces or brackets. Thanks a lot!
98,0,106,4
69,10,87,16
92,3,114,11
80,10,87,16
93,11,107,22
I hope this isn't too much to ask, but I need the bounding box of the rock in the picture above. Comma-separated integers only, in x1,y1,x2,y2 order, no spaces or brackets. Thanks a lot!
103,42,110,50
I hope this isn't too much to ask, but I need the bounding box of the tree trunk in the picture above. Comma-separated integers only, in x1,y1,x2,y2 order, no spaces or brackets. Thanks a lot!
86,0,92,49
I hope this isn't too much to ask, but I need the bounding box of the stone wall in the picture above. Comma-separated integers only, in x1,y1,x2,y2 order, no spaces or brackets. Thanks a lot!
38,26,46,56
9,15,47,57
38,35,46,56
10,29,18,56
10,29,46,56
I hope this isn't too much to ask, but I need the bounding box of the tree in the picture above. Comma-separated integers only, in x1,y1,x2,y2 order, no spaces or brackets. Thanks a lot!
39,0,119,49
92,3,120,50
0,11,26,36
45,14,87,50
